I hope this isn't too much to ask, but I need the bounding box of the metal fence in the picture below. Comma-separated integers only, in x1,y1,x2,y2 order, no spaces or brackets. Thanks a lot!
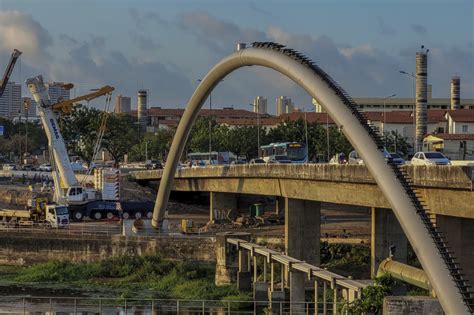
0,296,344,314
0,222,213,241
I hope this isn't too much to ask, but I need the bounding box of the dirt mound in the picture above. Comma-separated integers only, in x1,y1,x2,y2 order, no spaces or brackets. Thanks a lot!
120,178,156,202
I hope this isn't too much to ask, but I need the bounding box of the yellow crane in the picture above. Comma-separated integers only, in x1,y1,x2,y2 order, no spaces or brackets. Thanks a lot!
50,84,115,114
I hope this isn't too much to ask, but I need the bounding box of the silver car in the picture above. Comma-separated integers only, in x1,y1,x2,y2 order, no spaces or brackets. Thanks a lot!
411,152,451,166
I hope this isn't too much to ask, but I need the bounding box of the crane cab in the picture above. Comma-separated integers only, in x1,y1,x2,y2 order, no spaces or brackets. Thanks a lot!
65,186,97,203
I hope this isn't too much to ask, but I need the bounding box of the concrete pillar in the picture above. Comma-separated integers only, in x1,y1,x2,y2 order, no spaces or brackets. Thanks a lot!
210,192,237,223
289,270,306,313
284,198,321,310
215,232,250,286
371,208,408,278
253,281,269,313
285,198,321,265
238,246,251,291
436,215,474,284
275,196,285,218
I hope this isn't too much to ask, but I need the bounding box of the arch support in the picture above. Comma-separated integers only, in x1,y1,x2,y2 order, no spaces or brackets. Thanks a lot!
152,43,470,314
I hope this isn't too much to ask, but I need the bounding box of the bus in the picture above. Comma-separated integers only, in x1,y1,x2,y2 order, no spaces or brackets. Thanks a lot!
259,142,307,163
187,151,237,166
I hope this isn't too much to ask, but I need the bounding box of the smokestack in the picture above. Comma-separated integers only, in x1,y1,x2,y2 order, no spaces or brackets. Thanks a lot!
415,48,428,152
451,76,460,110
137,90,148,128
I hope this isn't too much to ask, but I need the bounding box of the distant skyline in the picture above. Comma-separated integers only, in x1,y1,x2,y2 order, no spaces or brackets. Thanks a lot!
0,0,472,114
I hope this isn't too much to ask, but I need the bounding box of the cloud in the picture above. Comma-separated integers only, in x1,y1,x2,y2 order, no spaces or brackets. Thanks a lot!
248,2,272,16
59,33,79,46
0,10,52,63
377,17,396,36
177,11,267,54
410,24,427,35
129,31,160,51
128,8,167,30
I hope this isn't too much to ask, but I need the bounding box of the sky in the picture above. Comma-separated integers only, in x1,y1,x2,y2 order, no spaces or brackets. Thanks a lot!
0,0,473,114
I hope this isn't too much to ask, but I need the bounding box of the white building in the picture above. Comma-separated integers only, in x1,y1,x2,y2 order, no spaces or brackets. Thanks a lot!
46,82,70,103
114,94,131,113
253,96,267,114
276,96,294,115
0,81,21,119
446,110,474,134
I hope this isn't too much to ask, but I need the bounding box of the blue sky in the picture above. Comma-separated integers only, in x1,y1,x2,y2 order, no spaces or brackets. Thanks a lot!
0,0,472,113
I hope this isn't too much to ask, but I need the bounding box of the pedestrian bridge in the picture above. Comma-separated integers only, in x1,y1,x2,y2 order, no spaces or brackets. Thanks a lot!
130,164,474,218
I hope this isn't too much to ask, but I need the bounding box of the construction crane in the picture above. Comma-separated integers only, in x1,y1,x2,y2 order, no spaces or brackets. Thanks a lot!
27,75,154,221
26,76,114,203
0,49,22,98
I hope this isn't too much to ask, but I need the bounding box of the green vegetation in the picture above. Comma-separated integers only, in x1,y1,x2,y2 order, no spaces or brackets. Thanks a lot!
11,255,249,301
320,242,370,279
343,275,395,314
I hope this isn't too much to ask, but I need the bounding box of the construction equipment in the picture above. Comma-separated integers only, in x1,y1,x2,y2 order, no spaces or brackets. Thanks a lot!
181,219,199,234
26,75,153,221
0,49,22,98
0,197,69,228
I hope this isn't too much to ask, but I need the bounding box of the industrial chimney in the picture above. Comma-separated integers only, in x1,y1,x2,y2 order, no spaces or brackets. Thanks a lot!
450,76,460,110
137,89,148,128
415,47,428,152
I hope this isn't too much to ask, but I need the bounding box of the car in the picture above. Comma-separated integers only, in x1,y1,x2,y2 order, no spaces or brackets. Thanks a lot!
348,150,364,165
2,164,19,171
21,164,37,171
411,151,451,166
230,159,246,165
38,163,52,171
388,152,406,165
267,155,292,164
249,158,265,164
145,160,163,170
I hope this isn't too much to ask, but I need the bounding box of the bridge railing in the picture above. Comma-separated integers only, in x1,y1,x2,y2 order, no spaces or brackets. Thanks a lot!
0,296,347,314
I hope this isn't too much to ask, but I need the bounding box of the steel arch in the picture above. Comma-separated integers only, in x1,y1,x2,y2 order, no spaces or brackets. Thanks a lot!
152,43,470,314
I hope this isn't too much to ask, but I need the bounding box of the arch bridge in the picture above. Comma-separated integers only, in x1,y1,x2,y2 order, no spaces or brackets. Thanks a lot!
151,42,473,314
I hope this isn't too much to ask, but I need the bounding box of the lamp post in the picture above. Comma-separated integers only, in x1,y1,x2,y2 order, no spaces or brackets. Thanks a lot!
326,113,330,162
382,94,397,147
399,70,416,153
248,103,260,157
304,107,314,163
198,79,222,165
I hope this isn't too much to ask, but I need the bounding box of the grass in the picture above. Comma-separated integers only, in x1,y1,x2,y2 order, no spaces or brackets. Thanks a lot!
8,255,249,302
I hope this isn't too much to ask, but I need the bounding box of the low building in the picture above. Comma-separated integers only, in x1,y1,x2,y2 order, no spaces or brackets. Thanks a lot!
446,110,474,134
423,133,474,160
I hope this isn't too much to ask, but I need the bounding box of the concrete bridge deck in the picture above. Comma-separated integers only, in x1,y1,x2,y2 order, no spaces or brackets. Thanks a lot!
131,164,474,218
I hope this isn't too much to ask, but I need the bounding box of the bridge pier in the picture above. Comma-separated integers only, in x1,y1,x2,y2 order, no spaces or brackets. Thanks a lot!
210,192,237,223
371,207,408,278
215,232,250,286
435,214,474,284
284,198,321,308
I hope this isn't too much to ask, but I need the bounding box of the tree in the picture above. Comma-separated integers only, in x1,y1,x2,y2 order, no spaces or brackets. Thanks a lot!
383,130,411,156
102,113,139,162
128,128,174,162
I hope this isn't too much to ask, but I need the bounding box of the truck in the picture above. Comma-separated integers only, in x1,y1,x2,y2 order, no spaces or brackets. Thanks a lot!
0,197,69,228
26,76,153,221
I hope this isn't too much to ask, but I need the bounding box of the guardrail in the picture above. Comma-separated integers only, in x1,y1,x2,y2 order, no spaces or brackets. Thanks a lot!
0,222,213,241
0,296,346,314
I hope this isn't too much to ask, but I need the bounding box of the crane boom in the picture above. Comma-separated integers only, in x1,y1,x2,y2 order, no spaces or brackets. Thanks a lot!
51,85,114,113
26,76,79,191
0,49,22,98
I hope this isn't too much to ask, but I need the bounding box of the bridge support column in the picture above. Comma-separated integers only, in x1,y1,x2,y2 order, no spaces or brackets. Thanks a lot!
285,198,321,265
210,192,237,224
238,243,252,291
371,208,407,278
215,232,251,286
275,196,285,218
435,215,474,284
284,198,321,309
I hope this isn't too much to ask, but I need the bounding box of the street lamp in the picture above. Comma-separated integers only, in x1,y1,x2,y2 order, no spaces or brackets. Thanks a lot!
399,70,416,153
382,94,397,146
197,79,213,165
248,103,260,157
303,107,314,163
